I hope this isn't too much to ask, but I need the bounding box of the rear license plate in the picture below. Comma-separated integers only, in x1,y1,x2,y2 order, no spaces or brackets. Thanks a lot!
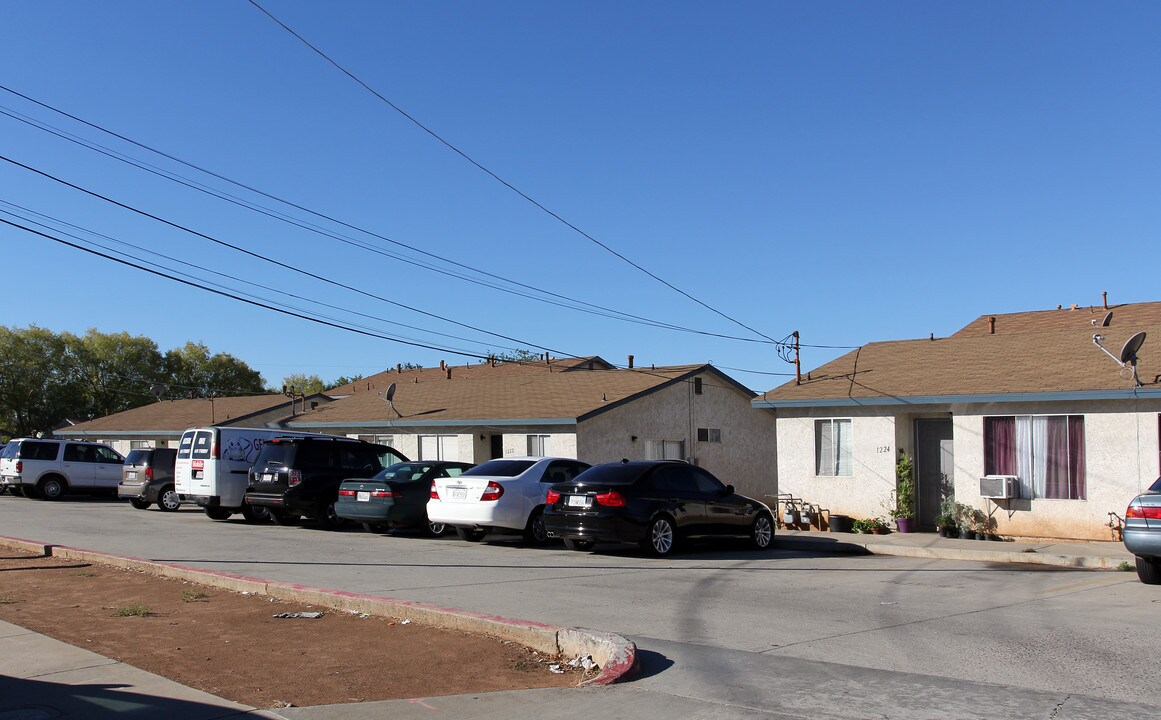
357,491,370,502
452,488,467,500
260,473,276,483
567,495,591,508
126,471,137,481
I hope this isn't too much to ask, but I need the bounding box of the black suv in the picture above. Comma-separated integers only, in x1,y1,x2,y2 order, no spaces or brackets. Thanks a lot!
243,437,407,528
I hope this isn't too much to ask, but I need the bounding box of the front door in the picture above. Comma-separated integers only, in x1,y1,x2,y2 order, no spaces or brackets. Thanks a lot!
915,419,953,528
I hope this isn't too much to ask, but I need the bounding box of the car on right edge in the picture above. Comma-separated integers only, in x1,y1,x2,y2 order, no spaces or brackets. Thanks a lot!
1123,476,1161,584
542,459,774,556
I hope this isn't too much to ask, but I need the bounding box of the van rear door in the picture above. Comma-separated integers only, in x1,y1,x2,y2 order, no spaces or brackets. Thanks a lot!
176,430,214,497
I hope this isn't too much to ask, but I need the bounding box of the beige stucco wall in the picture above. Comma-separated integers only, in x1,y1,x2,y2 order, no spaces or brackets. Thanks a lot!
501,432,578,459
578,373,777,499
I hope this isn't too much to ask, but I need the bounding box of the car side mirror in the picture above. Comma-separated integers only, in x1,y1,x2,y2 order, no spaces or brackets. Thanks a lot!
723,485,734,497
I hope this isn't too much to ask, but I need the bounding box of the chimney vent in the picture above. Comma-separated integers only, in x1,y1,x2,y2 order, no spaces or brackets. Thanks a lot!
446,368,452,379
1103,290,1108,309
989,316,996,334
628,354,635,369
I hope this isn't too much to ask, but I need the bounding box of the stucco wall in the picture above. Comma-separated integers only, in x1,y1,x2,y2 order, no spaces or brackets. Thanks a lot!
578,373,777,499
501,432,578,459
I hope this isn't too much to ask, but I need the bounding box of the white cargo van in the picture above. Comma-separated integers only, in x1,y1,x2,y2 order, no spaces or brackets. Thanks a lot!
175,426,331,521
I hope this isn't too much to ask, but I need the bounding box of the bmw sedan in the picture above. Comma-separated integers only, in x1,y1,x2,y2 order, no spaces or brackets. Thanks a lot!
542,460,775,556
336,461,474,536
1124,477,1161,584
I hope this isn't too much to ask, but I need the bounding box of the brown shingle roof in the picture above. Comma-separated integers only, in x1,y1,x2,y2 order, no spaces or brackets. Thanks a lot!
61,395,303,433
759,324,1160,404
325,356,614,396
296,364,718,425
953,302,1161,337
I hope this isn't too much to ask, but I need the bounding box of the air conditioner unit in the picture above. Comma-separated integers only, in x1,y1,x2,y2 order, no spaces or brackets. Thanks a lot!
979,475,1020,500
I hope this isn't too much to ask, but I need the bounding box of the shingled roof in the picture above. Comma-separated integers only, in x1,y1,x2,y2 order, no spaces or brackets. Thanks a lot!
325,356,615,396
954,301,1161,337
758,310,1161,407
59,395,314,434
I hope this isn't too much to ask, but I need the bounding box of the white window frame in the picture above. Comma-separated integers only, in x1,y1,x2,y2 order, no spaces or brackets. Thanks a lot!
645,439,685,461
815,418,852,477
527,434,552,456
419,434,459,461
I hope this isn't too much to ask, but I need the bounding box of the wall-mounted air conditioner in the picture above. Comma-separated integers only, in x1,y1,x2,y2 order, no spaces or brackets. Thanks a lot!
979,475,1020,500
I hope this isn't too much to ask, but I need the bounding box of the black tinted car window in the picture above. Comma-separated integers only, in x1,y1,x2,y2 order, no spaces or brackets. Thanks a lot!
94,446,122,464
1149,477,1161,493
23,442,60,461
652,465,698,495
64,444,95,463
125,450,150,466
191,432,213,459
464,460,536,477
689,467,726,494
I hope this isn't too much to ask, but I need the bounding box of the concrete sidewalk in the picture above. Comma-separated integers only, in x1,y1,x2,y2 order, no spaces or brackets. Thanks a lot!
0,531,1137,720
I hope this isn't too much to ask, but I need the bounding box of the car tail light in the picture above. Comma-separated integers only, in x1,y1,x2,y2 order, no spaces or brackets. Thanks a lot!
210,441,219,460
370,489,397,499
1126,505,1161,520
288,469,302,487
15,460,22,473
338,488,357,497
480,481,504,501
145,467,154,481
595,490,626,507
545,489,561,505
430,481,440,500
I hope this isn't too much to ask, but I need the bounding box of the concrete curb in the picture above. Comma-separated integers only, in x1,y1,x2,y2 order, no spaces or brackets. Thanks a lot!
775,534,1127,569
0,535,637,686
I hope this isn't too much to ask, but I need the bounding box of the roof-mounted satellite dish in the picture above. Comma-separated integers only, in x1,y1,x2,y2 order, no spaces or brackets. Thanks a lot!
150,383,167,401
1101,311,1113,327
1093,331,1146,387
379,382,400,418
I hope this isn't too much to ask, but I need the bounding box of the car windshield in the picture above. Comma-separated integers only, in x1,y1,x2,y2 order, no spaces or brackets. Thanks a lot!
462,459,536,477
374,463,432,481
0,443,16,460
573,463,652,486
125,450,150,466
255,442,296,466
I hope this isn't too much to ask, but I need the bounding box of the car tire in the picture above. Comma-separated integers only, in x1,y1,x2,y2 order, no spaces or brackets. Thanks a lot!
563,538,594,552
362,522,388,534
522,507,549,545
241,504,270,524
204,506,232,521
642,516,677,557
157,486,182,512
37,476,66,501
426,520,448,537
455,526,487,542
316,501,345,530
750,512,775,551
1136,556,1161,585
268,509,299,526
129,498,151,510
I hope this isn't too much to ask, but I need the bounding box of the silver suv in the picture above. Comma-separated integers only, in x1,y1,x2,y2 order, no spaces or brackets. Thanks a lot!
0,438,124,500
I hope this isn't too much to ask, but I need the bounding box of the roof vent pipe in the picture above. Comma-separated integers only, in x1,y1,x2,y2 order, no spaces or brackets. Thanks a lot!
1103,291,1108,309
396,363,402,373
440,360,447,371
446,368,452,379
989,316,996,334
628,354,635,369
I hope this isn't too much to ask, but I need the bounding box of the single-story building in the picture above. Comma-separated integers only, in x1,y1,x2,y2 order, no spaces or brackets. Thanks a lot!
755,301,1161,541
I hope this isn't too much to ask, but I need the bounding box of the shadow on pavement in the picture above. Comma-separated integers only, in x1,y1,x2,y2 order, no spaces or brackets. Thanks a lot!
629,649,675,681
0,674,251,720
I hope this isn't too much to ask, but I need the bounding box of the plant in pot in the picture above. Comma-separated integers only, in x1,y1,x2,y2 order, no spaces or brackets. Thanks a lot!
937,498,961,538
890,451,916,533
868,516,890,534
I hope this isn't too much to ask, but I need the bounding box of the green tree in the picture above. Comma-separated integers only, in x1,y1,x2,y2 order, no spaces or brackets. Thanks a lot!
0,326,82,436
70,329,167,418
490,349,542,363
327,373,364,389
164,342,266,398
280,373,326,394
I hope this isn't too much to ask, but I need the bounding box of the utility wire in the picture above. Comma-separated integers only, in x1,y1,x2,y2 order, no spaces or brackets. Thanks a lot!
0,85,767,344
246,0,777,344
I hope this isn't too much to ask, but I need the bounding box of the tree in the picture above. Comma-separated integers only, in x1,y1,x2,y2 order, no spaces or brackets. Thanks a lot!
280,373,326,395
70,329,166,419
327,373,364,389
0,326,82,436
163,342,266,398
490,349,542,363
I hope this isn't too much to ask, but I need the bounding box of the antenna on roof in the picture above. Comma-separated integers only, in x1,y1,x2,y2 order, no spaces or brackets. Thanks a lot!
378,382,400,418
1093,331,1146,387
1092,311,1113,327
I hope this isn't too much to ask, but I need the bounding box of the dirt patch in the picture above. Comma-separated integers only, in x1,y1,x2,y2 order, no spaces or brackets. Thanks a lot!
0,549,584,708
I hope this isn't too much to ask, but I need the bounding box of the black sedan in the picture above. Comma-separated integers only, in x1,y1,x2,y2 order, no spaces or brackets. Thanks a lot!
542,460,774,556
336,461,474,535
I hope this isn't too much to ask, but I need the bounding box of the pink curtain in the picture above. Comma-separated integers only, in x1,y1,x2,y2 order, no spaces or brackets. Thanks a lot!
1068,415,1086,500
1044,416,1068,499
984,417,1016,475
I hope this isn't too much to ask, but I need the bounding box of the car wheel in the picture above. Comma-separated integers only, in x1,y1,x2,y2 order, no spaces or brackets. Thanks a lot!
642,516,676,557
455,526,487,542
241,504,270,524
563,538,594,552
522,507,549,545
362,522,388,534
1136,556,1161,585
37,476,66,501
750,512,775,550
157,487,182,512
316,501,345,530
204,506,232,521
268,509,299,526
426,520,448,537
129,498,151,510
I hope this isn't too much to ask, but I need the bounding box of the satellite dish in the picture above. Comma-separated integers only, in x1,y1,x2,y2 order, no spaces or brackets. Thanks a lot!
150,383,167,401
1101,311,1113,327
1120,332,1146,364
385,383,396,402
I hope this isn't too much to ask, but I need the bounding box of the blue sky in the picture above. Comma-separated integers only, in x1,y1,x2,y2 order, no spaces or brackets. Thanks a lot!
3,1,1159,393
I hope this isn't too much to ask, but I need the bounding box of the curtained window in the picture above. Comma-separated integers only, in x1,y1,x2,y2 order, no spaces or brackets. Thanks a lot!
984,415,1085,500
815,419,852,477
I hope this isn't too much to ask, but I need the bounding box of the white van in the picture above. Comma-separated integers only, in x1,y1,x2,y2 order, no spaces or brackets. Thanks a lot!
175,426,330,521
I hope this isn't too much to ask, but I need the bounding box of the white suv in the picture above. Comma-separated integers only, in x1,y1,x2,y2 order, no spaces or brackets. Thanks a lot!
0,438,124,500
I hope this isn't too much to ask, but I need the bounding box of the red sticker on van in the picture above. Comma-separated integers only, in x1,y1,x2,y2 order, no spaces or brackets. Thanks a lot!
192,460,204,470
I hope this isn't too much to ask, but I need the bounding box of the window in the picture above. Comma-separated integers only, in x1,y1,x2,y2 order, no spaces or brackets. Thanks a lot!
984,415,1085,500
694,377,703,395
419,435,459,461
358,434,395,446
696,428,721,443
645,439,685,461
527,434,552,456
815,419,852,476
130,440,153,450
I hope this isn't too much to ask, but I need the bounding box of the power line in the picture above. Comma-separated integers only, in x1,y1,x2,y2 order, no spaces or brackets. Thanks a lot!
0,85,768,344
245,0,777,345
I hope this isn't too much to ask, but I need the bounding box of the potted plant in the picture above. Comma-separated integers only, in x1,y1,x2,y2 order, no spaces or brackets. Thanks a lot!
937,498,961,538
869,516,890,534
890,451,916,533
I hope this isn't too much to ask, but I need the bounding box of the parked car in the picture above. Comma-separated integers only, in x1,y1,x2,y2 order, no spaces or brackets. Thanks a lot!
542,459,775,556
118,448,180,511
428,457,591,543
1124,477,1161,584
336,461,475,535
0,438,124,500
243,436,407,528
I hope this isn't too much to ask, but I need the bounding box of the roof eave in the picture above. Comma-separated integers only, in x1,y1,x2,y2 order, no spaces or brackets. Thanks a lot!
753,388,1161,409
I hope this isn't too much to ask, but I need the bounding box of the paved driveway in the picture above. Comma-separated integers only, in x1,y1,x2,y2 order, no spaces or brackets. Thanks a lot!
4,495,1157,718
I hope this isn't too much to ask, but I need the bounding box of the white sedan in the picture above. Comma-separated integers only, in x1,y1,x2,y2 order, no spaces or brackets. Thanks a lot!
428,457,590,544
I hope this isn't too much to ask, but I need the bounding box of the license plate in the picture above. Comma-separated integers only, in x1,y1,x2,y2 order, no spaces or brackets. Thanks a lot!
126,471,137,481
452,488,467,500
357,491,370,502
261,473,276,483
567,495,591,508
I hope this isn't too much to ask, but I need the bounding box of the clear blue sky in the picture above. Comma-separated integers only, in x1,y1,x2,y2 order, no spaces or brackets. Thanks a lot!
3,1,1159,393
